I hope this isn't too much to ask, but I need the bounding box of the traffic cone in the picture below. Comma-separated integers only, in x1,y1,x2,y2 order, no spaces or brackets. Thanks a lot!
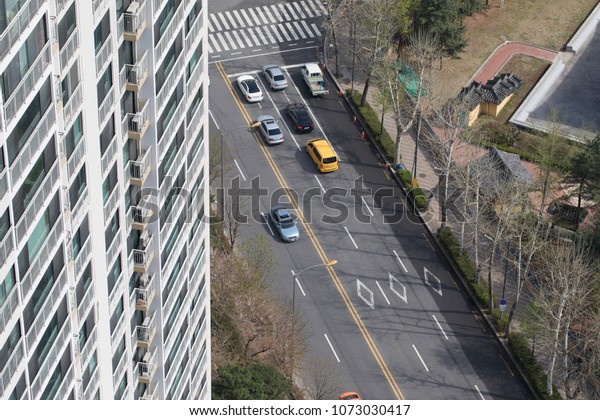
361,131,365,140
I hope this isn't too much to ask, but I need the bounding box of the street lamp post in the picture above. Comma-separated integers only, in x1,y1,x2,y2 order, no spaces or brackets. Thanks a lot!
289,259,337,395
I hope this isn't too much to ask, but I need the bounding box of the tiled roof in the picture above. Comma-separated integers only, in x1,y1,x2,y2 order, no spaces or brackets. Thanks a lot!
490,147,534,185
458,73,523,109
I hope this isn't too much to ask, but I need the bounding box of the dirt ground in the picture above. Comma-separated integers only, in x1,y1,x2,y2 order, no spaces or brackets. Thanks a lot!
431,0,599,101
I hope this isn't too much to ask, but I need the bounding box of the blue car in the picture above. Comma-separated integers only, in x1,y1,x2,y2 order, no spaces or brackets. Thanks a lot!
270,205,299,242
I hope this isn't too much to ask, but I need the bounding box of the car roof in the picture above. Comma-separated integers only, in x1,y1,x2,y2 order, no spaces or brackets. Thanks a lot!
287,103,306,111
272,204,290,216
238,75,254,82
257,115,276,125
265,65,283,76
304,63,322,73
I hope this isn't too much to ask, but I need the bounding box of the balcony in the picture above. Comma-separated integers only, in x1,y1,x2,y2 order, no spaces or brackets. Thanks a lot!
158,101,185,161
98,86,116,128
3,42,51,126
154,1,184,66
56,0,73,17
74,236,92,279
186,97,204,141
25,268,68,353
128,148,151,187
108,272,124,314
120,51,149,92
133,314,157,349
55,364,75,400
0,167,8,202
156,52,184,114
30,318,71,399
83,365,100,399
15,160,61,245
10,106,56,186
166,329,190,387
66,136,86,181
92,0,109,24
103,184,119,223
0,226,15,271
77,283,95,327
136,351,158,385
132,274,156,312
105,230,121,267
0,276,18,336
124,99,149,140
185,5,203,53
110,312,126,349
129,233,155,273
186,53,204,107
112,350,127,388
0,337,25,397
127,205,153,232
79,326,97,367
100,134,118,176
70,187,89,231
59,27,79,74
95,36,113,76
124,0,148,42
0,0,45,62
63,84,83,129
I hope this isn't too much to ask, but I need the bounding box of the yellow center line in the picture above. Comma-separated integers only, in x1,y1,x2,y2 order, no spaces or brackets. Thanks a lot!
215,61,405,400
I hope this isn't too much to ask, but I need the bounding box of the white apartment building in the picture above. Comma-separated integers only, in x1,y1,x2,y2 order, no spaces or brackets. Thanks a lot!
0,0,210,399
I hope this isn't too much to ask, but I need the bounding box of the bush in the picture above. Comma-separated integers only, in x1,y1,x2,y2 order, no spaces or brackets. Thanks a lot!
438,227,479,284
410,187,424,198
398,169,412,187
414,195,427,209
347,90,395,161
212,363,291,400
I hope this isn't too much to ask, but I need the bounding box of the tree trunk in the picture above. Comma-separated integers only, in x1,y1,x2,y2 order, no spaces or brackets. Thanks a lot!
547,290,567,396
360,75,371,107
575,176,585,231
506,237,522,336
487,244,496,313
331,24,340,78
394,126,402,165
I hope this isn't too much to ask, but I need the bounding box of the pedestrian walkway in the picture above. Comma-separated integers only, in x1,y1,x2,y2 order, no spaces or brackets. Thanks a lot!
207,0,326,53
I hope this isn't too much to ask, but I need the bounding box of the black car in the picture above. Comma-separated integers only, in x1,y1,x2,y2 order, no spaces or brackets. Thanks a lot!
285,103,314,133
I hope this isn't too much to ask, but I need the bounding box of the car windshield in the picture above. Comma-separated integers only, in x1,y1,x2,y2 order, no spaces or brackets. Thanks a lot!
280,218,295,228
297,111,311,125
268,127,282,135
323,156,337,164
246,80,259,93
273,74,285,81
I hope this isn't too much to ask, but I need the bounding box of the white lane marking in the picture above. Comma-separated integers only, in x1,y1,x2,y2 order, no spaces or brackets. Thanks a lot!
474,385,485,400
424,267,443,296
412,345,429,372
324,334,341,363
208,35,221,52
261,212,275,236
252,49,262,52
307,0,323,16
292,2,307,19
210,55,221,59
256,26,275,45
254,76,300,150
239,8,252,26
235,29,251,48
223,31,238,49
289,43,298,47
344,226,359,249
209,46,317,64
293,21,307,38
313,0,327,14
224,11,238,29
270,5,283,22
208,43,214,54
283,90,291,103
277,23,292,42
216,32,229,51
209,109,220,130
284,3,297,19
207,16,214,32
376,281,391,305
306,40,315,44
257,6,270,24
389,273,407,303
313,175,325,193
393,250,408,273
291,270,307,297
361,196,374,217
432,315,449,340
234,159,247,181
301,20,315,38
285,22,300,40
357,279,375,309
231,52,242,56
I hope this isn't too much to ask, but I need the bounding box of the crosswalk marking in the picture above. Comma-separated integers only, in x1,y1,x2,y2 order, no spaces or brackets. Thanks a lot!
232,10,244,28
207,16,214,32
258,8,270,25
292,2,307,19
225,11,238,29
208,43,213,53
239,8,252,27
261,6,277,24
224,31,239,49
246,27,261,46
301,20,314,38
211,14,223,31
270,25,285,43
256,26,275,45
311,23,321,37
216,32,228,51
248,8,262,26
218,13,230,30
285,22,299,40
270,4,283,22
302,2,315,18
235,29,251,48
285,3,297,20
277,23,292,42
293,21,307,38
311,0,327,14
278,3,291,21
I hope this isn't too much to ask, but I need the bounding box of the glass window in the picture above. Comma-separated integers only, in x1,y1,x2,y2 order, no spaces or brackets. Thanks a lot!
31,264,56,314
36,314,59,367
93,12,110,52
0,318,20,368
186,38,203,80
0,266,16,307
41,364,62,400
97,64,113,105
64,113,83,158
58,3,77,47
27,211,51,263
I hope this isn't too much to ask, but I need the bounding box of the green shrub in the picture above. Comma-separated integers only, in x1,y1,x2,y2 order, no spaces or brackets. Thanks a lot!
398,169,412,187
410,187,425,198
347,90,395,161
414,195,427,209
212,363,291,400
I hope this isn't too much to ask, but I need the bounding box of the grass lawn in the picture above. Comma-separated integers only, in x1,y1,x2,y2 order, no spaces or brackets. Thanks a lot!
430,0,599,102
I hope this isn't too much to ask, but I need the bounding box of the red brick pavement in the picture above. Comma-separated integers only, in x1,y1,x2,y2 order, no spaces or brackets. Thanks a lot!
473,41,558,83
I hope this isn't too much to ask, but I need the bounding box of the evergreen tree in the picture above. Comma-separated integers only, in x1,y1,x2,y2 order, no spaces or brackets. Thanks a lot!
415,0,467,58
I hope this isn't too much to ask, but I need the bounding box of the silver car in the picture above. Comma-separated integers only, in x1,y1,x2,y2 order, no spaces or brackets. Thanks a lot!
270,205,299,242
262,65,288,90
257,115,284,145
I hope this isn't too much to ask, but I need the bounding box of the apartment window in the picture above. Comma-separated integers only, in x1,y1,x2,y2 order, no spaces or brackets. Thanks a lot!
158,89,178,139
191,275,206,311
0,266,16,307
155,42,181,94
78,322,88,352
118,39,133,69
19,155,45,210
100,115,115,156
110,299,124,332
154,0,178,45
93,12,110,53
26,210,51,264
112,337,125,370
6,78,52,164
41,364,63,400
107,256,122,297
102,166,118,204
114,373,127,399
64,113,83,158
164,293,183,339
0,208,9,241
61,62,80,104
30,263,56,314
82,352,98,390
0,0,26,31
69,166,87,211
0,323,21,374
186,37,203,80
191,239,205,272
159,131,182,182
97,64,113,106
187,125,204,165
58,3,77,47
105,209,120,248
186,84,203,126
167,360,185,399
165,327,184,374
162,248,185,301
185,0,201,35
36,314,59,368
122,141,130,171
0,18,47,99
0,146,5,172
71,222,89,260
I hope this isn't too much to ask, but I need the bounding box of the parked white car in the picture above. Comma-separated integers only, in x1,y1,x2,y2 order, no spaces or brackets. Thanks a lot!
237,75,263,103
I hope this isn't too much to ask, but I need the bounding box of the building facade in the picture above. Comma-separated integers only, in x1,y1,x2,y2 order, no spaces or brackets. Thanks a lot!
0,0,210,399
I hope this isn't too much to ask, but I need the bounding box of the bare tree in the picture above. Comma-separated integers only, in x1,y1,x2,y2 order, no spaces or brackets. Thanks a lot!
524,243,596,397
222,187,248,248
302,357,342,400
239,234,277,289
324,0,353,78
209,134,233,185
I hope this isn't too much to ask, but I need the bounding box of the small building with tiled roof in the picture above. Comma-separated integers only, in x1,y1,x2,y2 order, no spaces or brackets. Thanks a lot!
458,73,523,126
489,147,534,186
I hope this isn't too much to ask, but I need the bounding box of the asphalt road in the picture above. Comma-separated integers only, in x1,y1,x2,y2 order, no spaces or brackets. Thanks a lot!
207,0,533,400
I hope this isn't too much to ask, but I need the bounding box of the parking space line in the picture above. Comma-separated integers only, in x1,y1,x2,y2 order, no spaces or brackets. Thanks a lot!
392,250,408,273
376,281,391,305
261,212,275,236
324,334,341,363
344,226,359,249
233,159,247,181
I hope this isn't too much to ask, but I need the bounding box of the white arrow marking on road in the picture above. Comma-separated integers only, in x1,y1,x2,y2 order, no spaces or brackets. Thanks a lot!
388,273,407,304
324,334,341,362
423,267,443,296
412,344,429,372
474,385,485,400
393,250,408,273
291,270,306,297
261,212,275,236
356,279,374,310
376,281,390,305
432,315,449,340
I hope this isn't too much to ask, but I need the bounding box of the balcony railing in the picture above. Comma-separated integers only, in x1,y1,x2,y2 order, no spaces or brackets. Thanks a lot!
74,236,92,278
105,230,121,267
92,0,109,24
55,364,75,400
129,234,155,273
10,106,56,186
59,27,79,73
154,1,184,66
100,134,118,176
156,52,184,114
70,187,89,231
4,42,51,126
127,147,151,187
15,160,61,245
132,314,157,349
0,167,8,202
63,84,83,129
30,318,71,399
25,268,68,353
112,350,127,388
166,329,189,387
153,0,166,17
103,184,119,223
158,101,185,161
186,53,204,106
0,226,15,271
185,6,203,51
0,337,25,397
127,205,153,232
132,273,156,312
77,283,95,326
136,352,157,385
124,0,148,42
95,36,113,76
120,51,149,92
125,99,149,140
66,136,86,181
56,0,72,17
186,97,204,141
108,272,124,314
0,0,45,62
79,326,97,367
83,365,100,399
20,217,64,301
110,313,126,348
98,86,115,128
0,275,18,335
